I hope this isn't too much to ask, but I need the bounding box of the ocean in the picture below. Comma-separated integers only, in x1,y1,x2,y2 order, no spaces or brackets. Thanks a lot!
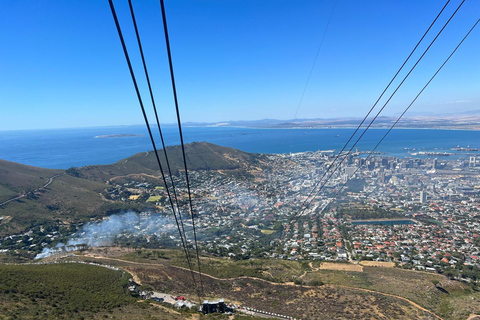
1,125,479,169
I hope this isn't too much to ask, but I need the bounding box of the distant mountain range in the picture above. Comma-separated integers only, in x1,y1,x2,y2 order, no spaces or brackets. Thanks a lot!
184,110,480,130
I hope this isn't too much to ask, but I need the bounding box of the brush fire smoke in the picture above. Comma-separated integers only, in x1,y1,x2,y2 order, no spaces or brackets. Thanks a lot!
35,211,177,259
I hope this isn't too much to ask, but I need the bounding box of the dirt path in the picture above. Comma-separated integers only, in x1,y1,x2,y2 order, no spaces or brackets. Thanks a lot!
82,255,445,320
149,303,180,315
333,284,444,320
149,303,200,320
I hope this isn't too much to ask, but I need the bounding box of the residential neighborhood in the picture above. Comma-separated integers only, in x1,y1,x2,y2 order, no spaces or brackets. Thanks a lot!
2,149,480,283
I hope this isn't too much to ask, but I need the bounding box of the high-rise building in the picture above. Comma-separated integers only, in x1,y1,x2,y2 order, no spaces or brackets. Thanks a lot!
470,157,476,167
420,191,427,203
379,171,385,184
345,166,356,177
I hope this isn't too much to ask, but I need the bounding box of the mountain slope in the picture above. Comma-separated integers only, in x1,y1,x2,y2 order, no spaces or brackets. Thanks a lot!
79,142,265,182
0,167,110,236
0,159,62,203
0,142,267,236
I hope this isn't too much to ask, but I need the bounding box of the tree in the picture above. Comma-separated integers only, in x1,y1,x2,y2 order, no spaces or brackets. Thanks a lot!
66,167,82,177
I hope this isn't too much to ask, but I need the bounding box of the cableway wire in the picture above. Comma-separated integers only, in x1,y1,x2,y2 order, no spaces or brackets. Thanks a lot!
275,0,337,173
292,0,338,121
126,0,196,279
288,0,452,222
108,0,199,294
292,0,454,222
328,18,480,211
288,0,463,226
158,0,204,297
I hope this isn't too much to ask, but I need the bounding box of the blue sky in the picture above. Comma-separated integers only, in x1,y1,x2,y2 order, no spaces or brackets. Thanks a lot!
1,0,479,130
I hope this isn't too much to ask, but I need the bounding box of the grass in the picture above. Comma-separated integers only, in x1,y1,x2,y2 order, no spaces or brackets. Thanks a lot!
302,266,480,320
121,249,303,282
0,263,134,319
146,195,161,202
0,159,61,202
108,259,433,320
104,248,480,320
0,260,270,320
0,173,109,236
260,229,275,235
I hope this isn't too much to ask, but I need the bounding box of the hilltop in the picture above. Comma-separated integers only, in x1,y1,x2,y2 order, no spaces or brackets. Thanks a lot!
0,142,266,236
78,142,266,182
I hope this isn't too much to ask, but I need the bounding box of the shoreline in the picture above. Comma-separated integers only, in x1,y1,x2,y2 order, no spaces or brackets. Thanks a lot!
3,124,480,133
186,125,480,131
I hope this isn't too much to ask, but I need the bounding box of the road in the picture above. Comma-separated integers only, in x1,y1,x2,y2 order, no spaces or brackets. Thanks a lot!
0,173,64,207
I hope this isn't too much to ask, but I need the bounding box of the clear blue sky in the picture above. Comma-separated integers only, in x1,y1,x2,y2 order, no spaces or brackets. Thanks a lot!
1,0,479,130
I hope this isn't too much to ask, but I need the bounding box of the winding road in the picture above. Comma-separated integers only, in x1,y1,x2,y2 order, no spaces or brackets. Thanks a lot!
0,173,64,207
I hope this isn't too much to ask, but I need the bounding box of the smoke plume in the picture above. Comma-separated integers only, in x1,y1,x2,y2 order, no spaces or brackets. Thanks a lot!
35,211,176,259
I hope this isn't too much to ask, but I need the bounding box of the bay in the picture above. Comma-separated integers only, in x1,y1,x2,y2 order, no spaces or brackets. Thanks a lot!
0,125,479,169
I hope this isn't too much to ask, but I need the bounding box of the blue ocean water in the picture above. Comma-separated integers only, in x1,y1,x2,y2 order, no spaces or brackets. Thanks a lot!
0,125,479,169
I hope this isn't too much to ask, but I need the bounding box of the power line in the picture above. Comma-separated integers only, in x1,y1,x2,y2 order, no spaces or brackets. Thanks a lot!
107,0,198,292
288,0,455,225
126,0,195,276
158,0,204,297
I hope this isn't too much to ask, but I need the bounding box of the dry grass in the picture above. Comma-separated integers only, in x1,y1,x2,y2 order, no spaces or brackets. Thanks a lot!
320,262,364,272
360,261,395,268
75,254,436,320
75,249,480,320
303,266,480,320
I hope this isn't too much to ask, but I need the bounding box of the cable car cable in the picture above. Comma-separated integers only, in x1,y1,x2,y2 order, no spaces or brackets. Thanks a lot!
127,0,195,272
158,0,204,297
108,0,198,291
289,0,464,225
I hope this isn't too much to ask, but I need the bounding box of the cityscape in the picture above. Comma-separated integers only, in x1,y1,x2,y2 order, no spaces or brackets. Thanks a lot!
6,147,478,285
1,0,480,318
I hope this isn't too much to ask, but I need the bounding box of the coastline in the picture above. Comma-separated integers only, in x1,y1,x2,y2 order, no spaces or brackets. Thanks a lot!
187,125,480,131
1,126,479,170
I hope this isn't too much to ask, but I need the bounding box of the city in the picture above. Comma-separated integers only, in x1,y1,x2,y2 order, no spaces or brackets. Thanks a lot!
5,148,479,285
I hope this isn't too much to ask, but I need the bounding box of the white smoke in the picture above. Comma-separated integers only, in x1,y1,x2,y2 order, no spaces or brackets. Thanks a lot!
35,211,176,259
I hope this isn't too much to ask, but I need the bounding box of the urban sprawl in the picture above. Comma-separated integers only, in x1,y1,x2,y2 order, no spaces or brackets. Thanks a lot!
2,149,480,283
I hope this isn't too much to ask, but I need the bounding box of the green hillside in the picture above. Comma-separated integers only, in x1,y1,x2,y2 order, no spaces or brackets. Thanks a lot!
0,142,266,237
0,159,62,203
0,262,266,320
79,142,265,182
0,263,133,319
